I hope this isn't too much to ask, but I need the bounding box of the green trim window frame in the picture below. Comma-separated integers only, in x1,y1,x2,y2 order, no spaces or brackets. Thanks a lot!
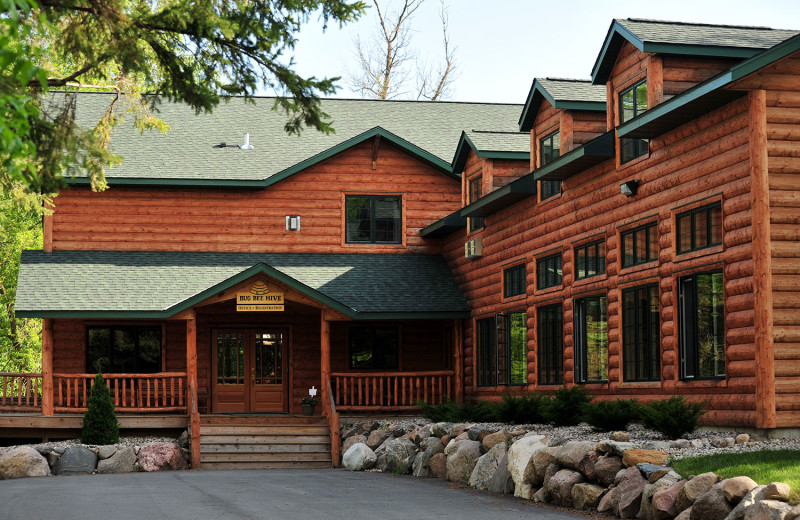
679,271,725,380
476,313,528,387
345,195,402,244
469,175,484,231
575,239,606,280
676,202,723,254
537,304,563,385
574,295,608,383
503,264,526,298
349,326,399,370
536,253,562,290
540,131,561,199
622,284,661,382
620,222,657,268
619,79,649,164
87,325,162,374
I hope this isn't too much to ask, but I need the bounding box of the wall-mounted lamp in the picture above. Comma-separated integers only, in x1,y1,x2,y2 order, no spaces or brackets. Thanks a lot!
620,180,639,197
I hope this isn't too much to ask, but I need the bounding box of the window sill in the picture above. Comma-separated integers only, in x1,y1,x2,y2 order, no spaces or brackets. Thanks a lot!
343,243,406,250
502,294,527,304
538,192,563,206
535,285,564,297
575,381,609,389
573,273,608,288
617,148,650,171
673,244,724,264
619,381,662,389
675,378,727,389
618,261,658,277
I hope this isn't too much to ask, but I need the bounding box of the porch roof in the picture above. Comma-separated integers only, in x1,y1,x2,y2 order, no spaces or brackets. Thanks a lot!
16,250,470,320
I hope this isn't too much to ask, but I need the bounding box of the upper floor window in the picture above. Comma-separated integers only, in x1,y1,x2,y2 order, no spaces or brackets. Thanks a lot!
469,175,484,231
540,131,561,199
504,264,526,298
87,326,162,374
350,327,398,370
575,239,606,280
619,79,648,163
536,253,562,290
345,195,402,244
620,222,657,268
679,271,725,380
676,202,722,254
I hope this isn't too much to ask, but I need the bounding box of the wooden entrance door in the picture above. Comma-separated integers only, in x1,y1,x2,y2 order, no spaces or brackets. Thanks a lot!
212,329,287,413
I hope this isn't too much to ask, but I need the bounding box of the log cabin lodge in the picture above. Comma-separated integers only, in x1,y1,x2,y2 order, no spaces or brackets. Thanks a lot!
6,18,800,468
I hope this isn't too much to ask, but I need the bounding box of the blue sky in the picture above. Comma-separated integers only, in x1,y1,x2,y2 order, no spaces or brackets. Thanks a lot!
285,0,800,104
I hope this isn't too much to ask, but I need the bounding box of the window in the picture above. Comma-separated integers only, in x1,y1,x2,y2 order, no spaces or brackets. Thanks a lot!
620,222,657,268
504,264,526,298
622,284,660,381
476,313,528,387
349,327,398,369
536,253,562,290
679,271,725,379
469,175,484,231
345,195,402,244
575,240,606,280
676,202,723,254
619,79,648,163
539,131,561,199
476,318,496,386
87,326,162,373
537,304,563,385
574,295,608,383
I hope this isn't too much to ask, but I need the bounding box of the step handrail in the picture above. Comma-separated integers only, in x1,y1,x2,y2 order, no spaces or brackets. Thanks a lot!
325,379,341,467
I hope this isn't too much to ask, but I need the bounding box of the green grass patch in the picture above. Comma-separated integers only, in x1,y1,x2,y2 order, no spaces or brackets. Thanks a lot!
671,450,800,504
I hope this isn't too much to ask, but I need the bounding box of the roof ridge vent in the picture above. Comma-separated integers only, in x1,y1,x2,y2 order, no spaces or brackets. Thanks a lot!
239,133,254,150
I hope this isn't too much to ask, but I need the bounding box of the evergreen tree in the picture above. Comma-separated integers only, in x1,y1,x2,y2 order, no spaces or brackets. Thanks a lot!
81,373,119,445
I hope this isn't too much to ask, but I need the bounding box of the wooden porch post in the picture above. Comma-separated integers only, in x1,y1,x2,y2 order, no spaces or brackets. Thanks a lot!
186,309,201,468
320,311,340,467
42,318,54,416
453,319,463,403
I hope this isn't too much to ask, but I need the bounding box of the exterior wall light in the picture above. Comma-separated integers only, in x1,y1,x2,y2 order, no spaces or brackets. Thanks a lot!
620,180,639,197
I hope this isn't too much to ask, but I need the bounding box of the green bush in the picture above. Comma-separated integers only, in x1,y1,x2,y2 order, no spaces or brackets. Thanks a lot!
547,386,592,426
638,396,707,439
418,396,494,423
81,373,119,445
583,399,640,432
491,393,551,424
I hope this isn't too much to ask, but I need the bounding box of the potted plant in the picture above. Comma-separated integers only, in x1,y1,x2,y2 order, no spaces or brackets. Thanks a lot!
301,396,320,416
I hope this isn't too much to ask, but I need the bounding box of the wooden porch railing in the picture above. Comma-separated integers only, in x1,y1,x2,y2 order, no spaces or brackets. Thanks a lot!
331,371,454,411
53,373,188,413
0,373,42,412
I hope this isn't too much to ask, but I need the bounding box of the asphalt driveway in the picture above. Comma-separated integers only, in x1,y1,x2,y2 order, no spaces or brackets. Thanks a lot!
0,469,589,520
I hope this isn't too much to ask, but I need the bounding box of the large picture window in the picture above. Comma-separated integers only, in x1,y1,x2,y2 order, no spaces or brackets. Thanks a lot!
476,313,528,387
345,195,402,244
620,222,657,268
536,253,562,290
676,202,723,254
622,284,660,382
619,79,649,163
679,271,725,379
574,295,608,383
87,326,162,373
575,239,606,280
349,327,398,369
537,304,563,385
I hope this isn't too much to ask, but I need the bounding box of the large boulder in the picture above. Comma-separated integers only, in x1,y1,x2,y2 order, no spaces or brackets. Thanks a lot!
727,486,768,520
599,487,621,513
615,465,648,518
366,430,390,450
343,443,377,471
653,479,687,520
507,435,548,498
744,500,793,520
482,430,510,452
764,483,792,502
469,442,506,490
724,477,759,505
429,423,452,438
342,434,368,453
578,450,599,482
596,440,638,456
677,473,720,512
0,446,50,479
467,425,489,442
383,438,417,474
572,483,606,510
545,469,584,507
523,446,559,487
623,449,669,467
446,440,482,484
596,455,625,487
97,447,136,474
52,446,98,475
97,445,117,460
412,438,444,478
488,452,515,495
690,482,732,520
556,441,596,470
138,442,188,472
428,453,447,479
639,472,682,520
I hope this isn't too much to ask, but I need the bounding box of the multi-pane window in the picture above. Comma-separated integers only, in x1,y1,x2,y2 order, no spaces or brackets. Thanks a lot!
575,240,606,280
504,264,526,298
87,326,162,374
676,202,723,254
469,175,484,231
620,222,657,268
476,313,528,386
476,318,496,386
537,304,563,385
619,79,649,163
537,253,562,290
622,284,661,382
349,327,398,369
540,131,562,199
345,195,402,244
679,271,725,379
574,295,608,383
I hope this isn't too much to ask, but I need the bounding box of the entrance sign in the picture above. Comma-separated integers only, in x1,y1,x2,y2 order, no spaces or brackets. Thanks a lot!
237,281,285,312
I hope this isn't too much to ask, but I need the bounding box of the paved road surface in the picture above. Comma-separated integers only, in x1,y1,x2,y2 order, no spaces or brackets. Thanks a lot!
0,469,589,520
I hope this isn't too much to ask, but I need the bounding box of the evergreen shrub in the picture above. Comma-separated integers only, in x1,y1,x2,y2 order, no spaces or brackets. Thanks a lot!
491,393,552,424
638,396,707,439
583,399,640,432
81,373,119,445
547,386,592,426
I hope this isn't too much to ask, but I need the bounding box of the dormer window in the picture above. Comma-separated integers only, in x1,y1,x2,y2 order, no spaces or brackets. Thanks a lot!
540,130,561,199
619,79,649,163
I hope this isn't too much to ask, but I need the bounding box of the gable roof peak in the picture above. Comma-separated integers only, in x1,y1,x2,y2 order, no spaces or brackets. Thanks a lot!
518,77,607,132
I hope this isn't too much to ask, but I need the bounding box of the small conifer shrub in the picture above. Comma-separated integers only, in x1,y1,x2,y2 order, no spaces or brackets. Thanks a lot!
583,399,640,432
81,373,119,445
547,386,592,426
638,396,707,439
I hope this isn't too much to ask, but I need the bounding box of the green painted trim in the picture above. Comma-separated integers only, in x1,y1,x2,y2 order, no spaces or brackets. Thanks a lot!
16,310,169,319
451,131,530,173
419,210,467,238
591,21,645,84
459,174,537,217
478,151,530,160
642,42,760,59
519,79,606,131
349,311,470,320
555,101,607,112
68,177,268,188
531,131,615,181
729,32,800,81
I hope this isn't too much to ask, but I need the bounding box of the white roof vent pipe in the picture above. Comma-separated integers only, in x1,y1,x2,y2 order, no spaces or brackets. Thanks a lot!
239,133,254,150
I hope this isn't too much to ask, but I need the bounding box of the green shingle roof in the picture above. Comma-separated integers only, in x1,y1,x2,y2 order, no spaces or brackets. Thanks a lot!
592,18,799,84
62,93,523,185
518,78,607,131
451,130,530,173
16,250,470,319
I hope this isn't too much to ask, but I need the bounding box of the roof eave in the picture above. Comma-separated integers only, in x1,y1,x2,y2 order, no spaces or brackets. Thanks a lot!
532,131,615,181
459,173,537,218
592,20,645,84
419,210,467,238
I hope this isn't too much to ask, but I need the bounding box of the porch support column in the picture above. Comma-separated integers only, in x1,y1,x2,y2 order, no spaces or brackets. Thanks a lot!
186,309,201,468
42,318,54,416
321,311,340,467
453,319,463,403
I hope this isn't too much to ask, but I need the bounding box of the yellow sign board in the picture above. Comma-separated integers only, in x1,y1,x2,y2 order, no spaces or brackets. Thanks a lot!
236,281,285,312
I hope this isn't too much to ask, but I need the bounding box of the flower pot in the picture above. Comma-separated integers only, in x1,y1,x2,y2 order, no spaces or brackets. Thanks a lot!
302,404,316,416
